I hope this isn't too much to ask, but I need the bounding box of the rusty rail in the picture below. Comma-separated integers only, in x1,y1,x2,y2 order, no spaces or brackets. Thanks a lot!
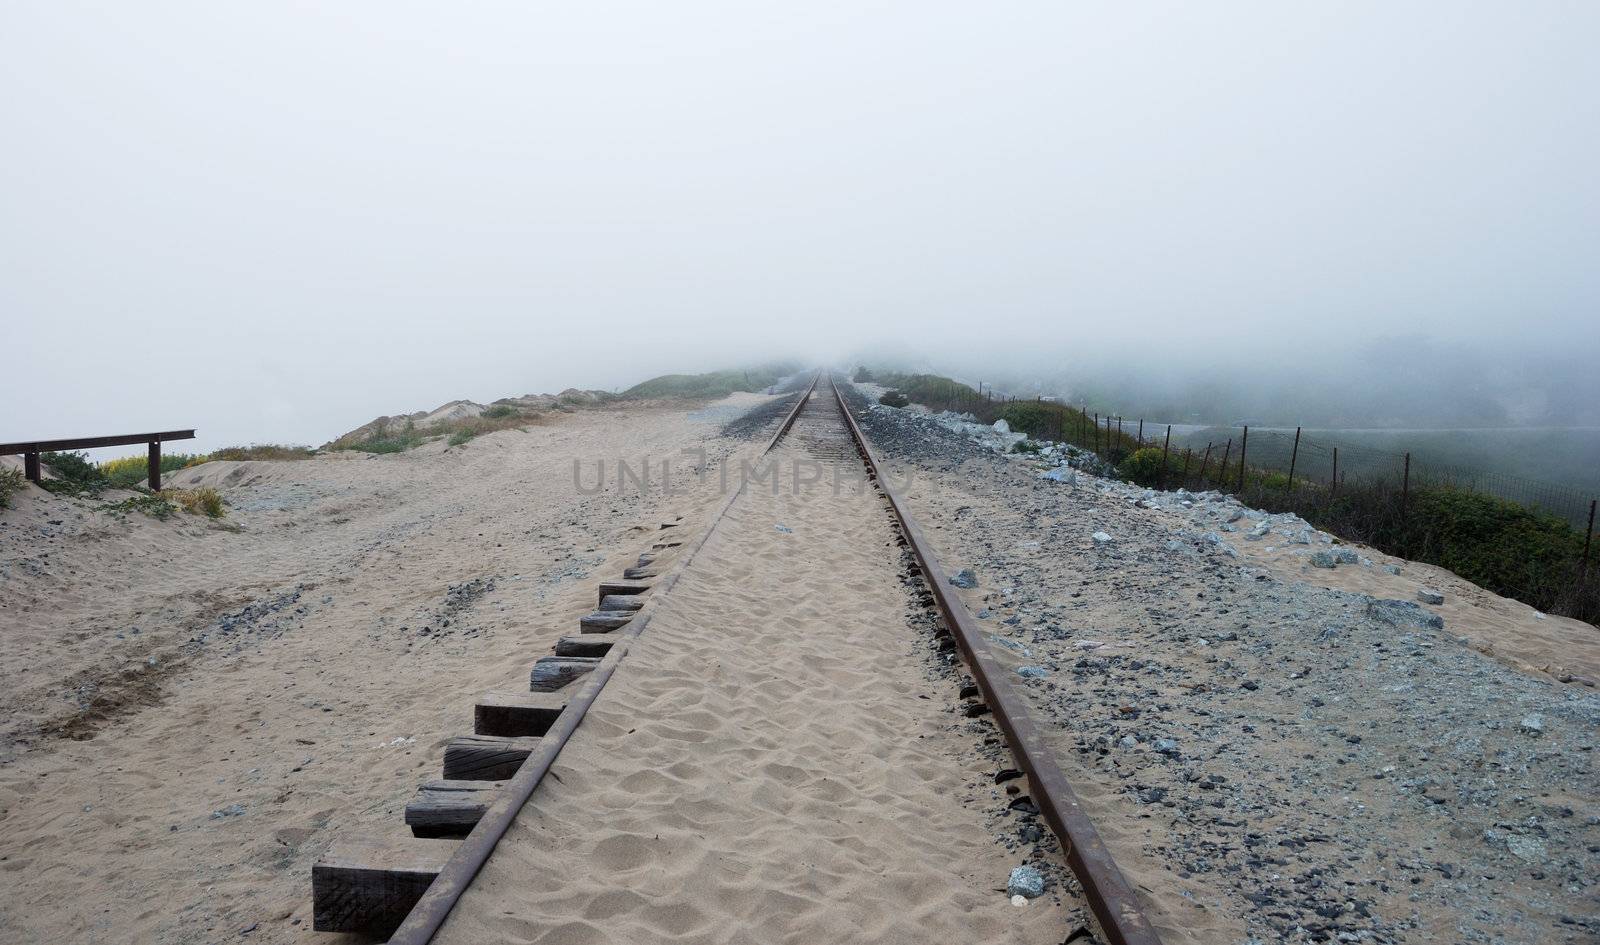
386,374,820,945
828,376,1162,945
0,430,195,490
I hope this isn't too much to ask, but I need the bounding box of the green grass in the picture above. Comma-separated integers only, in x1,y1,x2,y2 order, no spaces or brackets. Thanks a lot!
620,364,799,400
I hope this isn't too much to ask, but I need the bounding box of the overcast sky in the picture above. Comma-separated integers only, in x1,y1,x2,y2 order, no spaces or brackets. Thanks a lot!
3,2,1596,452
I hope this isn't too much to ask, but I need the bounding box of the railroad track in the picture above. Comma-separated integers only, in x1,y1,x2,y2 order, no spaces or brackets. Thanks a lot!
313,372,1159,945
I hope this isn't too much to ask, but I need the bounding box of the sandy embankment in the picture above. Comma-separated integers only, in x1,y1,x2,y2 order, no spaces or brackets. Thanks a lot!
0,395,769,944
437,403,1079,945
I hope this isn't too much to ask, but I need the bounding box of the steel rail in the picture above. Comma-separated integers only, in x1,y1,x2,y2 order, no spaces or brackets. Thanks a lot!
828,376,1163,945
387,372,820,945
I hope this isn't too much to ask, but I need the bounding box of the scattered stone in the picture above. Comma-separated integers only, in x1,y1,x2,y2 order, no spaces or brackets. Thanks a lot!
1016,665,1049,679
1007,865,1045,899
1519,714,1544,736
1365,598,1445,630
950,569,978,589
1383,564,1402,575
993,419,1011,434
1310,551,1337,569
1417,588,1444,605
1091,531,1113,545
774,524,793,533
210,804,246,820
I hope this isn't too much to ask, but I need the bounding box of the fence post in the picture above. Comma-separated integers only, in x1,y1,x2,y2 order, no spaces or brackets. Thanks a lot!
1237,426,1249,494
1583,498,1595,575
24,451,40,482
148,440,162,491
1093,413,1100,455
1286,426,1301,493
1199,442,1213,482
1219,439,1233,490
1401,452,1411,521
1329,446,1339,508
1159,425,1171,488
1137,419,1144,446
1181,447,1192,486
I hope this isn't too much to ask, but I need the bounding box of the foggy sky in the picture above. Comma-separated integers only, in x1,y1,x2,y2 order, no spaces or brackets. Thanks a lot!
3,2,1597,454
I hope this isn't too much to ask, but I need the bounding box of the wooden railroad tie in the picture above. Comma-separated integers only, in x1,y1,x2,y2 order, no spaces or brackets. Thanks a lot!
578,610,633,633
442,734,542,780
554,634,618,658
474,690,566,737
621,565,659,580
404,779,503,838
312,837,454,935
529,655,602,690
597,580,651,606
598,593,645,612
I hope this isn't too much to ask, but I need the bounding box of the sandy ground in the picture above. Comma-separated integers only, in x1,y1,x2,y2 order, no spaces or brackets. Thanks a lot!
0,396,768,944
436,392,1080,945
853,389,1600,944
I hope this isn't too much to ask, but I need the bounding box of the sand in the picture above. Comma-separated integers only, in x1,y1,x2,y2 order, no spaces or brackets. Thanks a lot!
435,399,1078,945
0,397,766,944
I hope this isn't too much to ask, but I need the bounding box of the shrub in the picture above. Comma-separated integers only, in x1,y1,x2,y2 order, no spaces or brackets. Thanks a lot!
852,366,874,383
168,487,225,518
334,420,425,454
879,390,910,408
448,428,475,447
1000,402,1055,439
1119,447,1167,486
39,451,109,495
1011,440,1042,454
482,404,520,420
206,444,314,463
0,466,25,508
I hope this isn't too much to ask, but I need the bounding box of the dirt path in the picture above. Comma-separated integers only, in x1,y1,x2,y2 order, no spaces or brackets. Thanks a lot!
437,393,1082,945
0,398,765,944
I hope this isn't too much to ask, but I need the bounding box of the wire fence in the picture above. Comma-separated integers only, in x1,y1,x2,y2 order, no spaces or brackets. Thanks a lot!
871,376,1598,625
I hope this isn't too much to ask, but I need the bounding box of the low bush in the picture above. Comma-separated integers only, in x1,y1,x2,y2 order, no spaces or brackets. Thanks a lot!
1118,447,1167,486
332,420,425,454
852,366,874,383
0,466,26,508
205,444,314,463
168,486,225,518
39,451,109,495
879,390,910,408
1000,402,1056,439
482,404,520,420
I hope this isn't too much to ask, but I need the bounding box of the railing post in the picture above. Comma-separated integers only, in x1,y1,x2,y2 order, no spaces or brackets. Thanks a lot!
24,451,41,482
149,440,161,491
1219,439,1233,491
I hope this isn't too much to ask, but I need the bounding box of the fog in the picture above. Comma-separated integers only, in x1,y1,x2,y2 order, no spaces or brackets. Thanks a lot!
3,2,1596,455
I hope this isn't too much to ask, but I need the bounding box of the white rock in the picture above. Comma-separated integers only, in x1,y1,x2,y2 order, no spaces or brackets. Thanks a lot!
993,419,1011,434
1417,588,1444,605
1091,531,1113,545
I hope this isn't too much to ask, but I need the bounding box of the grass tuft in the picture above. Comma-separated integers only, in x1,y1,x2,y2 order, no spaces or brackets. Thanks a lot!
0,466,25,508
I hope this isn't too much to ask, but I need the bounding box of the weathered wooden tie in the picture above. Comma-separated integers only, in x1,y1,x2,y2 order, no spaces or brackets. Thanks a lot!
597,580,651,605
441,734,541,780
554,634,618,658
651,540,682,550
598,593,645,612
405,779,503,838
578,610,633,633
474,690,566,737
529,655,602,690
622,565,659,580
312,837,454,935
